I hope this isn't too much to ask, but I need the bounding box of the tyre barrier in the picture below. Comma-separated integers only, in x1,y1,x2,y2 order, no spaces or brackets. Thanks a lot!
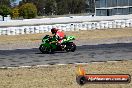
0,19,132,35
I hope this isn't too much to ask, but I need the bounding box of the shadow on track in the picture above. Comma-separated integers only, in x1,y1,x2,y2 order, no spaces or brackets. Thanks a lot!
0,43,132,55
77,43,132,50
35,51,66,54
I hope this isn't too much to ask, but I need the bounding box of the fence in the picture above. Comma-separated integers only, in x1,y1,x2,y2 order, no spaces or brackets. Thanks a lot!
0,19,132,35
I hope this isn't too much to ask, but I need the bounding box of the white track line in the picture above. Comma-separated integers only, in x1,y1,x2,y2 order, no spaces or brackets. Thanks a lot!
0,60,128,69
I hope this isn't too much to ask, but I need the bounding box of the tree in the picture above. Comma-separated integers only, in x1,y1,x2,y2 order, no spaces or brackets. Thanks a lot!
55,0,86,15
20,0,47,16
56,0,69,15
20,0,58,16
0,5,11,21
0,0,10,7
45,0,57,15
32,0,47,16
19,3,37,19
67,0,86,14
11,7,19,19
75,0,86,13
19,0,93,16
11,0,16,2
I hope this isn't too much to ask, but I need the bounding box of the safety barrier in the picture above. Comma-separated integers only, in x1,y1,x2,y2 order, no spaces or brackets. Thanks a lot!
0,19,132,35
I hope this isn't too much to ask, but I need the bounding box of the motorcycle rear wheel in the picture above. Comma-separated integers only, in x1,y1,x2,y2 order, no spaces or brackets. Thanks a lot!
70,43,76,52
65,42,76,52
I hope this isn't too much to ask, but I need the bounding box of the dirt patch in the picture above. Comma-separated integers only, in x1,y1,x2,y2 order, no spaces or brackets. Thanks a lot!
0,60,131,88
66,28,132,40
0,28,132,44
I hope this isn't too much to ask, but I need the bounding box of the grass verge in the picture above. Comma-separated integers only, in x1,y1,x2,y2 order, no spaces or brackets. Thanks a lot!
0,60,131,88
0,28,132,44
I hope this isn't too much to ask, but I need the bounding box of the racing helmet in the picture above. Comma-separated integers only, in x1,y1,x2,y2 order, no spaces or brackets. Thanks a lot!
51,28,58,34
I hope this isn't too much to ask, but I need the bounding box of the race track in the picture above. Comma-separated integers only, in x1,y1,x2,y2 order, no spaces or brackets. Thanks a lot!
0,43,132,67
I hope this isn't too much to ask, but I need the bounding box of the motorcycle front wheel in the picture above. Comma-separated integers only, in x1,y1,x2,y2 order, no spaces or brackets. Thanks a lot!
39,45,54,54
39,45,48,54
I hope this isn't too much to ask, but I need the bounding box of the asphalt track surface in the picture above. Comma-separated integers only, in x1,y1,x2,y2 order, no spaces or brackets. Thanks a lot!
0,43,132,67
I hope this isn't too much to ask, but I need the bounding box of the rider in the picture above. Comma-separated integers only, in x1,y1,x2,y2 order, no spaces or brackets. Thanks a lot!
50,28,66,46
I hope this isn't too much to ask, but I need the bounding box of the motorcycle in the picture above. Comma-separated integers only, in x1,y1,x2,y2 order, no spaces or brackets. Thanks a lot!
39,35,76,54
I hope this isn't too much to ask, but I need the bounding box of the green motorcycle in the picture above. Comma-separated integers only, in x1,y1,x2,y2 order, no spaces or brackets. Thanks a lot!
39,35,76,54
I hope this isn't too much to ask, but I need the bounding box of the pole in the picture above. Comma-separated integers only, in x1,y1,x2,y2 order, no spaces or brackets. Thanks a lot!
117,0,118,15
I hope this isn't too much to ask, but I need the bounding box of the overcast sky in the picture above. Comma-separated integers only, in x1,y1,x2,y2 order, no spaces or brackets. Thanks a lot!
15,0,22,5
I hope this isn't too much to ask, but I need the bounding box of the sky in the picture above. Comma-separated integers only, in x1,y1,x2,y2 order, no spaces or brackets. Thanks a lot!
13,0,22,5
16,0,22,4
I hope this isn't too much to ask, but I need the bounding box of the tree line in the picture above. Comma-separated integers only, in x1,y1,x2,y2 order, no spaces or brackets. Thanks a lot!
0,0,94,21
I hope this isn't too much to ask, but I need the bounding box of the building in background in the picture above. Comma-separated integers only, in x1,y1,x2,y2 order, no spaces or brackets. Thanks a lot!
95,0,132,16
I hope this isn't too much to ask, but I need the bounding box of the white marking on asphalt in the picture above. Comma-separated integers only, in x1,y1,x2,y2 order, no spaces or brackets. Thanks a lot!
106,60,127,63
0,67,8,69
107,61,122,63
91,62,106,64
36,65,51,67
57,64,67,66
74,63,88,65
19,66,32,68
0,60,128,69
